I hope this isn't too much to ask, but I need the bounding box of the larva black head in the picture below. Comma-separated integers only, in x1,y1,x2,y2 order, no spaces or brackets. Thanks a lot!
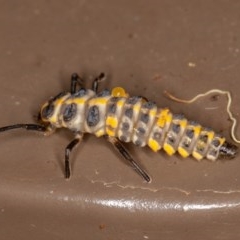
39,91,70,127
0,92,72,135
219,141,238,159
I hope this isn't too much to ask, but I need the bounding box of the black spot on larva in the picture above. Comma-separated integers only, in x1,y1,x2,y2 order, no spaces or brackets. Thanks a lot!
42,104,54,119
87,105,100,127
138,127,146,135
199,134,208,143
75,88,86,97
168,136,175,144
212,139,220,147
208,149,218,156
189,120,199,126
186,129,194,139
204,127,213,132
135,139,142,146
125,108,133,118
122,122,130,131
173,114,185,120
119,135,127,142
153,132,161,139
97,89,110,97
126,96,140,104
63,103,77,122
140,113,149,124
172,124,180,134
111,97,119,102
142,101,156,109
183,141,190,148
108,103,117,114
196,144,205,152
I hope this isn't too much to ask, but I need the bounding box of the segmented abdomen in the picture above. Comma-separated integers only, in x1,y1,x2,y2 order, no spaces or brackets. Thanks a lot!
102,95,226,161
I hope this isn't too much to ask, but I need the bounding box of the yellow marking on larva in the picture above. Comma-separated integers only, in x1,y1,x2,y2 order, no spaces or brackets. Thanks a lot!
178,147,190,158
192,151,204,161
54,103,64,109
49,116,57,124
71,98,86,104
89,98,109,106
157,109,172,128
111,87,129,97
106,128,115,137
149,108,157,117
133,104,141,112
95,98,109,105
116,99,125,107
163,143,176,156
193,125,201,135
219,137,225,145
204,131,215,141
55,98,67,105
95,129,105,137
106,116,118,128
179,119,187,128
148,138,161,152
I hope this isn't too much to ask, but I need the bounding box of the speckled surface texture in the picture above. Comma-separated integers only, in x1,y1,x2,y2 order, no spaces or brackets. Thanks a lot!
0,1,240,239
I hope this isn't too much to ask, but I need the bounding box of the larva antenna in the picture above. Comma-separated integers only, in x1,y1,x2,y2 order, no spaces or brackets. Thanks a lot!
0,124,46,133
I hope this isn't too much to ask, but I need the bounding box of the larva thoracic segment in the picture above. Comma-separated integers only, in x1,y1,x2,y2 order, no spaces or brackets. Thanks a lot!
0,73,238,182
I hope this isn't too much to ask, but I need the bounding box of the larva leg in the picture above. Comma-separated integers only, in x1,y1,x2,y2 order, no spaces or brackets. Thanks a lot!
70,73,84,94
106,136,151,182
65,133,83,179
92,72,105,93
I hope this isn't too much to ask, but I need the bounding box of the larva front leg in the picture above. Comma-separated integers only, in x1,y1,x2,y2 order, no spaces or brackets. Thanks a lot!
92,72,105,93
64,132,83,179
70,73,84,94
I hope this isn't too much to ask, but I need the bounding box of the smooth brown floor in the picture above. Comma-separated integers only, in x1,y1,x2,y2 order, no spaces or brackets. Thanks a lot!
0,1,240,239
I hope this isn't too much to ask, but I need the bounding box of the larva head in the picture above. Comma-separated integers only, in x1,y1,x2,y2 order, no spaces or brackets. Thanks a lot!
39,92,71,128
219,141,238,159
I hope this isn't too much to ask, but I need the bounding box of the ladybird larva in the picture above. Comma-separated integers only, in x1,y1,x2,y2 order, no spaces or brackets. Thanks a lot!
0,73,238,182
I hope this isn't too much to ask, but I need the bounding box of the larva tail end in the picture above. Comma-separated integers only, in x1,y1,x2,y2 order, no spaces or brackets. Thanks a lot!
219,142,238,159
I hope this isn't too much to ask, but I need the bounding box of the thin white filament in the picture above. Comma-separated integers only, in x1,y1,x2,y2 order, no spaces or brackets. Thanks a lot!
164,89,240,144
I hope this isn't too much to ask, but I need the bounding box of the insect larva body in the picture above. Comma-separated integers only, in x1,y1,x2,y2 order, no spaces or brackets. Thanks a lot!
41,87,235,162
0,73,238,182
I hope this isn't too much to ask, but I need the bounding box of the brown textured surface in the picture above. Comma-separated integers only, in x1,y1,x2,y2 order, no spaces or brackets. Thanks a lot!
0,1,240,239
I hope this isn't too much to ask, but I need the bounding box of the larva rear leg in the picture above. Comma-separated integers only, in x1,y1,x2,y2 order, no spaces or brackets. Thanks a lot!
65,132,83,179
92,72,105,93
107,136,151,182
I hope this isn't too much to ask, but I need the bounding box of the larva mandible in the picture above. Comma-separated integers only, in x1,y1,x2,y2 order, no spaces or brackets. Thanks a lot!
0,73,238,182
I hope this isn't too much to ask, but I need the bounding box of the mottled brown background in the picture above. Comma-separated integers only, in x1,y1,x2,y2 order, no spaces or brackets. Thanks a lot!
0,1,240,240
